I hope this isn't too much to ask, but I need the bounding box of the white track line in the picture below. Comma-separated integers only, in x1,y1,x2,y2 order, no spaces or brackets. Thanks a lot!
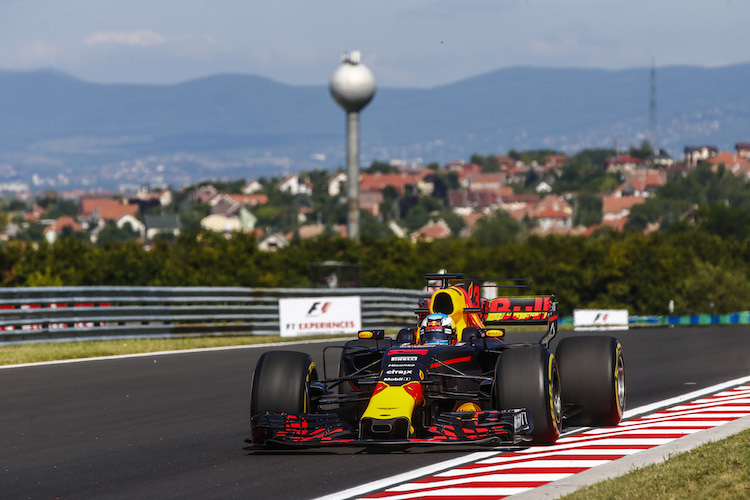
0,337,348,370
316,374,750,500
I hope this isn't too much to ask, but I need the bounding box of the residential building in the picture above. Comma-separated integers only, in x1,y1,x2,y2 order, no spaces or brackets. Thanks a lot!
326,171,347,197
79,197,140,232
531,195,573,234
201,214,241,235
411,219,452,242
278,174,313,196
704,151,750,178
604,155,645,173
258,233,289,252
144,214,181,240
736,142,750,160
43,216,84,244
241,180,263,194
602,194,646,224
684,146,718,167
620,169,667,197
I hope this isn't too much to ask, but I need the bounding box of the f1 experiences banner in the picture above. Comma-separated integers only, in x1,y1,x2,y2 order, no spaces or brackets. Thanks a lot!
279,296,361,337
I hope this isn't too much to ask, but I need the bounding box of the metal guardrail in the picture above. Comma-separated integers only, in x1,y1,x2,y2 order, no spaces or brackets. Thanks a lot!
0,286,426,344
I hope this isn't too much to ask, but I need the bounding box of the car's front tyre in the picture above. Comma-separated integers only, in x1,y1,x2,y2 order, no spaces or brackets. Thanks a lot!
249,350,318,444
494,345,562,444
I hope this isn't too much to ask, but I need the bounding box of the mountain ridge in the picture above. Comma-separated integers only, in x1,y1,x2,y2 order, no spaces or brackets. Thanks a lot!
0,63,747,190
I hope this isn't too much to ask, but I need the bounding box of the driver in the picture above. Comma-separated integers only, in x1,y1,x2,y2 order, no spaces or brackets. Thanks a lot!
419,313,457,345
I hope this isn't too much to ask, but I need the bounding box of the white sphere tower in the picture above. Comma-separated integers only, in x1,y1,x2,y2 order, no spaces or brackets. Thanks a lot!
329,50,376,241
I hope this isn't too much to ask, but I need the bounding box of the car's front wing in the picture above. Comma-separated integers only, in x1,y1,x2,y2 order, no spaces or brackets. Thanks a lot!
247,409,532,448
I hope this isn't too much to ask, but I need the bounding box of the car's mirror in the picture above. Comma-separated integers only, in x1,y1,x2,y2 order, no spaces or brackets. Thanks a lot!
358,330,385,340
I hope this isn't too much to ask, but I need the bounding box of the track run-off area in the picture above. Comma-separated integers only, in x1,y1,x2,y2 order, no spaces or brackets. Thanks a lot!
1,326,749,499
326,380,750,499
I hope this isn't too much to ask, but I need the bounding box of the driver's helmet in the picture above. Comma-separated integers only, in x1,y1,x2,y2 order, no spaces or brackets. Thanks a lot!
419,313,457,345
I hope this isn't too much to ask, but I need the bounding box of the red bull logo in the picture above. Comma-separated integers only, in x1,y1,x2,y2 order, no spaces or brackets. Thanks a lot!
486,311,550,321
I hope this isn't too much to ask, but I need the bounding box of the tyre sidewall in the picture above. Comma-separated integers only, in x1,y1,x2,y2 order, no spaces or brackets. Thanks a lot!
494,345,561,444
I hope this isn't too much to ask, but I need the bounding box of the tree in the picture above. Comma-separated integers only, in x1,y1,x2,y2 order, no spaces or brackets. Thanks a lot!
695,203,750,240
628,140,655,160
574,193,603,227
96,221,141,245
675,260,750,314
470,211,523,246
469,154,500,172
365,160,399,174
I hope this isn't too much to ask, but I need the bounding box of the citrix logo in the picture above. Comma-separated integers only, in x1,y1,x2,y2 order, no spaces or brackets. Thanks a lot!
307,301,331,316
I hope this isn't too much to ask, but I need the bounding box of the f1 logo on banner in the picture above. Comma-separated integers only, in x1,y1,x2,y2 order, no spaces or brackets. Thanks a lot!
279,296,361,336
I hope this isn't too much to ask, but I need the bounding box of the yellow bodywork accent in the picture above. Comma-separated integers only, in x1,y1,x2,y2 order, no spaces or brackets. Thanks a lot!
456,402,482,412
362,384,421,423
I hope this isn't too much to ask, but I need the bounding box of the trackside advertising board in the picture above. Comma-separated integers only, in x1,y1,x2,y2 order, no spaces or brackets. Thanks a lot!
574,309,629,331
279,296,361,337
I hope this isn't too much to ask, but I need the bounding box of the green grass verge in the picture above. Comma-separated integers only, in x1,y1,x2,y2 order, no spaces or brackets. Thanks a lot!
562,428,750,499
0,335,339,366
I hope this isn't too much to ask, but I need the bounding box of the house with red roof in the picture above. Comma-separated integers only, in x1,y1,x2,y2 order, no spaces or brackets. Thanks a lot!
359,172,423,196
543,154,570,171
80,198,139,224
705,152,750,178
459,172,506,192
410,219,452,242
500,194,540,221
602,194,646,224
43,216,85,244
531,195,573,234
496,155,518,171
24,204,46,222
620,169,667,197
604,155,644,173
448,190,501,210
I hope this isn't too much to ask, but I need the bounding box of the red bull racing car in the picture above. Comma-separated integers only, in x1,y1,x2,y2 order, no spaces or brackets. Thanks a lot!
248,273,625,448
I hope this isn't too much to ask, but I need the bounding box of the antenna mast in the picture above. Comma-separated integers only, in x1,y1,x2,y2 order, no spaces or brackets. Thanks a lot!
649,57,659,155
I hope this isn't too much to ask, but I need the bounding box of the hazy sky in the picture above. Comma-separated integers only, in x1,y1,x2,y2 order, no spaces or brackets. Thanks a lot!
1,0,748,88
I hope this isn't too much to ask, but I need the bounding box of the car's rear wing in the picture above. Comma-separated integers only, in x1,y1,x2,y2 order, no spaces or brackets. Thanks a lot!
484,296,558,348
484,296,556,325
421,273,558,348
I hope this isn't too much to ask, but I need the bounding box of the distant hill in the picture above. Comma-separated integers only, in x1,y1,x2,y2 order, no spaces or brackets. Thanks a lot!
0,63,748,190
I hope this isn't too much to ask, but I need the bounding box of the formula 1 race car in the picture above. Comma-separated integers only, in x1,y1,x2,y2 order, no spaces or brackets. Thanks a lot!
248,273,625,448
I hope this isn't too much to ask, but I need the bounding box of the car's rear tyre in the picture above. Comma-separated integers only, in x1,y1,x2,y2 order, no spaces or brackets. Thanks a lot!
494,345,561,444
556,336,625,426
250,350,318,419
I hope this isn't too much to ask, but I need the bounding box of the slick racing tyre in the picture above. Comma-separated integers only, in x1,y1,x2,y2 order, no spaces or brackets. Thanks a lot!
556,336,625,426
494,345,562,444
250,350,318,419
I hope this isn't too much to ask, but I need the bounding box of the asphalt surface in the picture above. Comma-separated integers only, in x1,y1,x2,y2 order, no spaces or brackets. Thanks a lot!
1,326,749,499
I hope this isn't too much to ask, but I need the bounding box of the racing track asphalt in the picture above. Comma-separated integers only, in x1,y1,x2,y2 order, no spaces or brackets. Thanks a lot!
0,326,748,500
